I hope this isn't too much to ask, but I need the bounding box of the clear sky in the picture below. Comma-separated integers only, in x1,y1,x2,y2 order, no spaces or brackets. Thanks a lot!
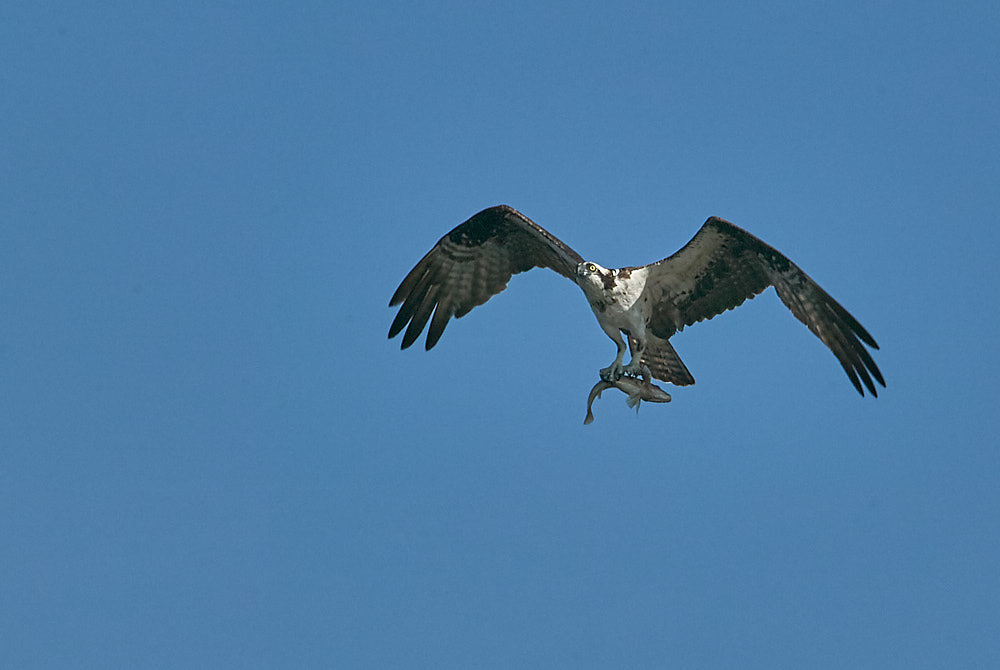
3,1,999,667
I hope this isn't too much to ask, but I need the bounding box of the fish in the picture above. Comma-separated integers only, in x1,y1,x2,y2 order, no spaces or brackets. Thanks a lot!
584,365,672,424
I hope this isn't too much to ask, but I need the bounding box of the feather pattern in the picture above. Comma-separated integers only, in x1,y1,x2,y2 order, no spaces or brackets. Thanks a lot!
389,205,584,350
637,334,696,387
641,217,884,396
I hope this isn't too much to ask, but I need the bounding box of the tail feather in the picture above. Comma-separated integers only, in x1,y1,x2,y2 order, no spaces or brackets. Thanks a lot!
639,335,695,386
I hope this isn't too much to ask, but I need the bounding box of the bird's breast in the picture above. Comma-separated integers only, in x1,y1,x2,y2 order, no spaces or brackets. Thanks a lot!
581,268,651,328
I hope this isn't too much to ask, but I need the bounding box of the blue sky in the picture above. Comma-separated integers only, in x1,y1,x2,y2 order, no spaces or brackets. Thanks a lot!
2,1,999,667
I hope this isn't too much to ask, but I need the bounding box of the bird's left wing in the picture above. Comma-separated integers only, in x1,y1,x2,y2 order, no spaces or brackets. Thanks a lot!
640,217,885,396
389,205,584,350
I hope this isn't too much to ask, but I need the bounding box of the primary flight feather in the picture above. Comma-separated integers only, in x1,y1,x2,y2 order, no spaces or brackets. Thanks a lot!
389,205,884,397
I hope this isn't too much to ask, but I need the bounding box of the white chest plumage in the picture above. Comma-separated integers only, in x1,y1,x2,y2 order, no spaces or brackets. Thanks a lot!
579,265,651,336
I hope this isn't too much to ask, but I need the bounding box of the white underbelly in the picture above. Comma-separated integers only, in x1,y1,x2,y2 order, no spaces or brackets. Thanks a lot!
602,299,647,334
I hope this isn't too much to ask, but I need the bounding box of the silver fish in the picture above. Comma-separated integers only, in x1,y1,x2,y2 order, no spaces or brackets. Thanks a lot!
584,365,671,424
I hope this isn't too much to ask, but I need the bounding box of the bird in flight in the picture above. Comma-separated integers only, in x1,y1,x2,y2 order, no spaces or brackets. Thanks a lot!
389,205,884,397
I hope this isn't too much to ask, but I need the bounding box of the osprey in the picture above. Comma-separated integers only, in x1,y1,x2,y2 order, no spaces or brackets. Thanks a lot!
389,205,884,397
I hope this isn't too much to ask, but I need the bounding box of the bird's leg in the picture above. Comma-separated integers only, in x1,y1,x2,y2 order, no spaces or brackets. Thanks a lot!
622,334,646,377
599,330,628,381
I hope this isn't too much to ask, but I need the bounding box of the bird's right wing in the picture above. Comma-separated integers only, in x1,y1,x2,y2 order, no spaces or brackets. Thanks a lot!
388,205,584,350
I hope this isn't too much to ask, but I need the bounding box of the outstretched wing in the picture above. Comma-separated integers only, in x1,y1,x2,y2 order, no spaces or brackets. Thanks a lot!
389,205,584,350
641,217,885,396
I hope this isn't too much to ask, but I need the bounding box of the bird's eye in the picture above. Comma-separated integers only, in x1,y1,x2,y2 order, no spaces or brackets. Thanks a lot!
587,263,597,272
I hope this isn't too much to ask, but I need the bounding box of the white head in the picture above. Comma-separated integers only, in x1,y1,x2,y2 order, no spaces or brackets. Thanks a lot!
576,260,612,294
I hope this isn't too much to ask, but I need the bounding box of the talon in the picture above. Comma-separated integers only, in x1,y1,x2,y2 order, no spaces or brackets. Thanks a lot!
600,362,624,381
622,360,643,378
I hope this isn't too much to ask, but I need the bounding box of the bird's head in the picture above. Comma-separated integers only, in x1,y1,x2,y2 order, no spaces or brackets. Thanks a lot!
576,261,611,293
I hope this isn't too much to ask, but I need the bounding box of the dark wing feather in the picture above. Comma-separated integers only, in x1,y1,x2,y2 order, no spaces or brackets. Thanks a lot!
389,205,584,350
641,217,884,396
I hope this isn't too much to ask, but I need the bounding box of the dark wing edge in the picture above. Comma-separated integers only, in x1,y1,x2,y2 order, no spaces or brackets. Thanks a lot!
643,217,885,396
388,205,584,350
